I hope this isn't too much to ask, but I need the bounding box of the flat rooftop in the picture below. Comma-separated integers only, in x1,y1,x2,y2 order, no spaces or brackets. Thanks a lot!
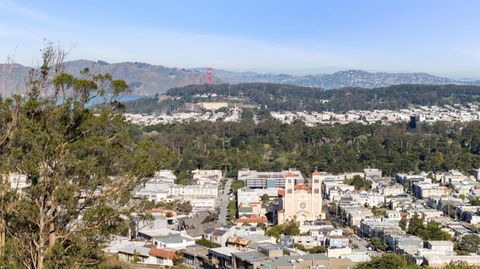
233,251,269,263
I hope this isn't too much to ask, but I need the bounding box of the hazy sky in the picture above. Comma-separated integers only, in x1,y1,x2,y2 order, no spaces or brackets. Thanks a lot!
1,0,480,77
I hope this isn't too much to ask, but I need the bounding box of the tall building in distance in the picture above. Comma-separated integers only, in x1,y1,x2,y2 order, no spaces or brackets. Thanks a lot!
278,170,323,224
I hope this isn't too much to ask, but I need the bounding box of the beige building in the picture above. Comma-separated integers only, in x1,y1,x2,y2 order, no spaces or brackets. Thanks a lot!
279,171,323,224
198,102,229,110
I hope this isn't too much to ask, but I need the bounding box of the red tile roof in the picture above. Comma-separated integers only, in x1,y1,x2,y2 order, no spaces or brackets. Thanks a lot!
278,189,285,197
294,184,310,191
236,216,268,223
211,229,228,236
285,171,295,177
227,236,251,245
312,170,321,176
400,212,410,217
149,247,176,259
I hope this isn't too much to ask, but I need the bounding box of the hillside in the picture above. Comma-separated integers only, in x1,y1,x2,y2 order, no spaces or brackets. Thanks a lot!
125,83,480,113
1,60,479,96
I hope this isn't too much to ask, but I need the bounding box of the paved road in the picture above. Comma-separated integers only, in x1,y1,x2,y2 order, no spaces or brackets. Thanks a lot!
323,201,379,256
218,178,233,226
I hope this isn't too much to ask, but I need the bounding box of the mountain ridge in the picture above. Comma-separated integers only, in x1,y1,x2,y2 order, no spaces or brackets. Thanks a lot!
0,60,478,96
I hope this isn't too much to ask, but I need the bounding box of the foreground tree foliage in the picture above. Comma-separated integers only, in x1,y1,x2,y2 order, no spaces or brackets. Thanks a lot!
0,46,171,268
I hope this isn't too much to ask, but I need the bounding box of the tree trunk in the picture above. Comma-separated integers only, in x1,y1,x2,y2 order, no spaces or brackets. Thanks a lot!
0,219,5,254
0,175,6,255
37,205,46,269
48,222,56,251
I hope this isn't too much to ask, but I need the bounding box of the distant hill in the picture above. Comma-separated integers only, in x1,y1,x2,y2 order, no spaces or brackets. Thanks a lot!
1,60,479,96
163,83,480,112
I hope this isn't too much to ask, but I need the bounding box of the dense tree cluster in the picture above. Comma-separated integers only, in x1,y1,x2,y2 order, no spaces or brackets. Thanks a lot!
370,236,386,251
457,234,480,254
143,118,480,177
407,214,451,241
344,175,372,191
154,201,193,214
127,83,480,113
230,180,245,193
265,222,300,239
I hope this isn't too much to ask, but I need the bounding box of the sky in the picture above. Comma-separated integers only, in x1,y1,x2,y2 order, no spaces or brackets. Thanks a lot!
0,0,480,78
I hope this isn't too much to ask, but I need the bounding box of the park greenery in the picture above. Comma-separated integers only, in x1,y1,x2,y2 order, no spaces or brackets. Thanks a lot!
143,117,480,178
130,83,480,113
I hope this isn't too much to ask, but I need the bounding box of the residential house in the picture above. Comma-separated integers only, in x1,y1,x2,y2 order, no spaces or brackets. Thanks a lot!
204,228,233,247
151,233,195,250
117,245,176,266
208,247,242,269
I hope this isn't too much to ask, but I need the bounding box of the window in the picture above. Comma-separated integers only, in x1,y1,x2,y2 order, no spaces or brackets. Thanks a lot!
288,179,292,183
314,179,319,184
287,189,292,194
314,189,319,194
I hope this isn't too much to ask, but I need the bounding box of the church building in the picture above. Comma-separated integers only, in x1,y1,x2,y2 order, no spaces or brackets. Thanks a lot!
278,170,323,224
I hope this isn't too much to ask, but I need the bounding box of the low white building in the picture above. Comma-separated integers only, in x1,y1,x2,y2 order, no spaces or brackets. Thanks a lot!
412,182,448,199
377,183,405,197
364,169,382,179
190,196,216,212
152,233,196,250
6,173,29,190
327,247,352,258
169,184,218,198
193,169,223,185
425,240,453,253
117,245,176,266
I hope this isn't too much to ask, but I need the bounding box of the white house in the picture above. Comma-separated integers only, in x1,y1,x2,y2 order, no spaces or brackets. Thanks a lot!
117,245,176,266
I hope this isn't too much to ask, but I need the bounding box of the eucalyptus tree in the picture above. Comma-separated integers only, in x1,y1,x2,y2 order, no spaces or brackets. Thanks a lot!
0,45,171,269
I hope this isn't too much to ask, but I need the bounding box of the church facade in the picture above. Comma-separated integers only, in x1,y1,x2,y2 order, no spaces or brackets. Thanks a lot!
278,171,323,224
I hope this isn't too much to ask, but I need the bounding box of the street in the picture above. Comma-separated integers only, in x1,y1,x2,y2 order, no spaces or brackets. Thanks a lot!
218,178,233,226
323,201,380,257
